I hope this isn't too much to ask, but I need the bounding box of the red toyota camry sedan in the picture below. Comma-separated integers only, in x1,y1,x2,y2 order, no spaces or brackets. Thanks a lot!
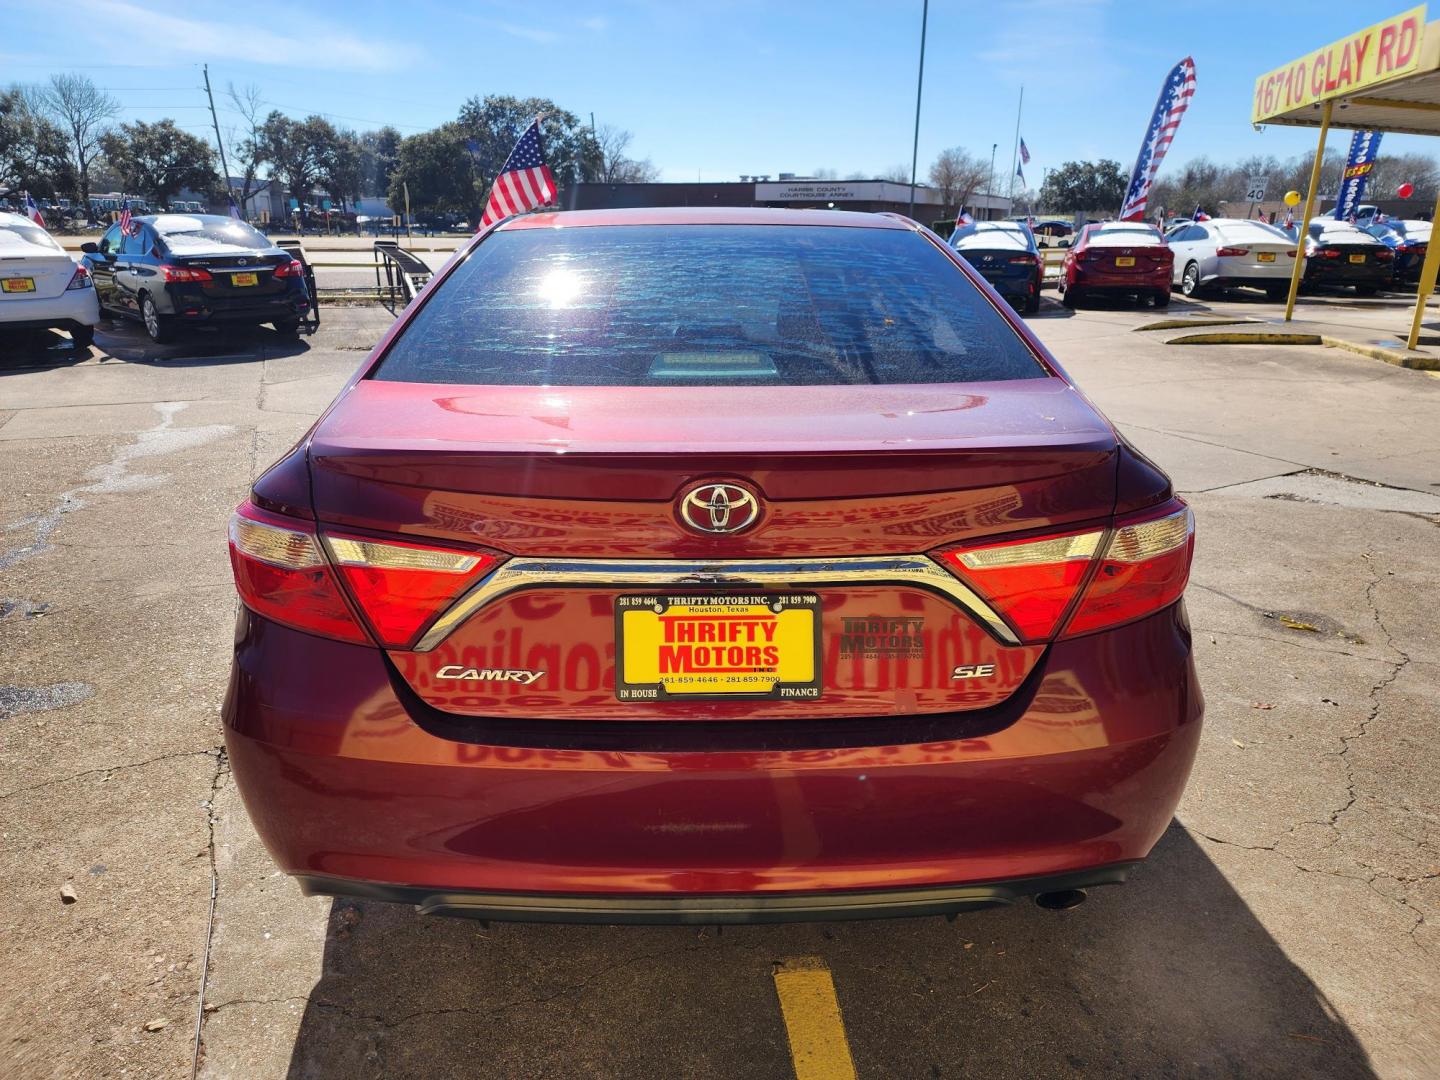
224,207,1202,923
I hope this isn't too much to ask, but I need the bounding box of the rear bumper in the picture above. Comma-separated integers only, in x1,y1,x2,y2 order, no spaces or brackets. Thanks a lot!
0,288,100,330
165,285,308,323
1066,269,1169,292
224,603,1203,918
296,862,1137,924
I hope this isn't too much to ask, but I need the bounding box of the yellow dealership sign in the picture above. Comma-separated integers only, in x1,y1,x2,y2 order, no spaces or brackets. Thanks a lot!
1252,6,1426,123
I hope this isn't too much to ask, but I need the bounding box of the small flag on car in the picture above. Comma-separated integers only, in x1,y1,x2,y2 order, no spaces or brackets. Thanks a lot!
1019,138,1031,166
954,208,973,227
228,193,243,220
118,198,134,237
479,119,557,229
23,191,44,227
1192,203,1210,222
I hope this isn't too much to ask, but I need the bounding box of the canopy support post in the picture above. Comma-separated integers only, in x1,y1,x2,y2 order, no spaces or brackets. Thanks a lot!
1284,99,1333,323
1406,189,1440,350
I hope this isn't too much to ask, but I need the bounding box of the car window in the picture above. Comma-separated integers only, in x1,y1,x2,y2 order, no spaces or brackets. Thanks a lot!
99,223,122,254
153,216,273,254
120,225,148,257
0,219,61,251
374,224,1049,387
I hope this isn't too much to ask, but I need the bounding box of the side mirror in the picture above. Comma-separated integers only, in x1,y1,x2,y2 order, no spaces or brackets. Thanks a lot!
80,241,99,254
1058,238,1071,249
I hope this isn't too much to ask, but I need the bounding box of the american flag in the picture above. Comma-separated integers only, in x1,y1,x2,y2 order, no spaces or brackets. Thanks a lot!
1118,57,1197,221
1015,163,1026,188
118,198,134,237
1019,138,1031,166
23,191,44,227
479,119,557,229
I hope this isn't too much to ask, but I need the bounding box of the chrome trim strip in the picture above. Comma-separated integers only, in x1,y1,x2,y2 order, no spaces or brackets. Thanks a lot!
412,555,1019,651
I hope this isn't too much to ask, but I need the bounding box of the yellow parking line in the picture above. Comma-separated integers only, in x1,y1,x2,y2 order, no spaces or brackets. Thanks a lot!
772,957,858,1080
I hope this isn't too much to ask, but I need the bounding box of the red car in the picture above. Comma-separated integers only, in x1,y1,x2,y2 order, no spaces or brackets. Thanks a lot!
224,208,1202,923
1059,221,1173,308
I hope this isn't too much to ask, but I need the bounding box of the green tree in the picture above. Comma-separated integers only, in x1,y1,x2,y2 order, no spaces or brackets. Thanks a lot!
318,129,362,211
359,126,402,198
0,87,72,197
98,119,216,207
259,112,336,208
387,122,476,221
455,95,599,192
1039,159,1128,214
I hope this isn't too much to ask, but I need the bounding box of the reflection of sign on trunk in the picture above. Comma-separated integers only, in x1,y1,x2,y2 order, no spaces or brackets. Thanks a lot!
1252,5,1425,123
1336,131,1383,220
1246,175,1268,202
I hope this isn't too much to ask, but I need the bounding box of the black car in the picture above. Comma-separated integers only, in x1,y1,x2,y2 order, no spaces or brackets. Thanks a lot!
949,221,1043,313
80,214,310,343
1302,222,1393,296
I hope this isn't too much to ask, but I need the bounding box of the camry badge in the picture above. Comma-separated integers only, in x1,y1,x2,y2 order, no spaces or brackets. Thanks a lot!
678,482,761,535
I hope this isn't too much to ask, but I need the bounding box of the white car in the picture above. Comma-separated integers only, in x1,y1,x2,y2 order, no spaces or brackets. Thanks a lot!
1164,218,1300,299
0,211,100,349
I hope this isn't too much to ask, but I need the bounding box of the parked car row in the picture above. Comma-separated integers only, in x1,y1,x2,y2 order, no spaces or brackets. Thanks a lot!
953,216,1407,314
1,212,312,350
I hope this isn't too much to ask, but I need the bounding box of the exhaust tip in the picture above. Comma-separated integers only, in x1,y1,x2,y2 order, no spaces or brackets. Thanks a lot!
1034,888,1087,911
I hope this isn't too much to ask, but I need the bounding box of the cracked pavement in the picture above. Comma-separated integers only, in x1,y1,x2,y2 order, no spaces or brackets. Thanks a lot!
2,294,1437,1078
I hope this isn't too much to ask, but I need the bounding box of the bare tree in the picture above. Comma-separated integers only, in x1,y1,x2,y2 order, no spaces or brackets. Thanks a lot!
39,73,118,206
226,82,270,211
928,147,988,213
879,163,912,183
591,124,659,183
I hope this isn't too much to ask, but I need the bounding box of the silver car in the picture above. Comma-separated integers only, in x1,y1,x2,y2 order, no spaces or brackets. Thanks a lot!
1165,218,1299,299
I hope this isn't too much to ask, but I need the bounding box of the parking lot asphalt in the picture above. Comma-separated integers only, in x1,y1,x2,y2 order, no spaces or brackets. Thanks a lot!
2,295,1437,1079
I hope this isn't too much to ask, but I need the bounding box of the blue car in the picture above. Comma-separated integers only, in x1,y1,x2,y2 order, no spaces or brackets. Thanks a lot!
950,221,1043,313
1365,219,1431,285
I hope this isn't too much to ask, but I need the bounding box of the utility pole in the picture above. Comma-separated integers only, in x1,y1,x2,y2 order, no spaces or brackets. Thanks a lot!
907,0,928,220
987,143,997,220
1007,85,1024,201
202,65,238,219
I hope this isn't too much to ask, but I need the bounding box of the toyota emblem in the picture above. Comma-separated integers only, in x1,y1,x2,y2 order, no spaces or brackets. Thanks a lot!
678,482,761,535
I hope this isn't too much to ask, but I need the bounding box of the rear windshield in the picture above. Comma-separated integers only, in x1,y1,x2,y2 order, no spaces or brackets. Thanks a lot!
374,224,1046,386
153,216,272,254
0,220,60,251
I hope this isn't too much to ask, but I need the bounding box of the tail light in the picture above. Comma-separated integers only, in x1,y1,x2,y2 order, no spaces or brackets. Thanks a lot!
323,532,501,647
227,503,504,647
1320,248,1342,259
1215,246,1249,257
1286,250,1298,258
273,259,305,278
228,503,367,644
161,265,213,283
1008,254,1039,266
934,500,1194,642
1374,250,1393,262
66,264,92,290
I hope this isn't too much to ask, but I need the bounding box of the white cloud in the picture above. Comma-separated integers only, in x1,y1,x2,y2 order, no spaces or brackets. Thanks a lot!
74,0,418,71
496,22,560,44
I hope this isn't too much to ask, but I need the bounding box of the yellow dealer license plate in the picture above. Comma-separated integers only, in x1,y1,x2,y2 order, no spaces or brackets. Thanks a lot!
1,277,36,293
1114,256,1135,267
615,593,821,701
1349,254,1367,264
231,272,258,286
1258,252,1276,262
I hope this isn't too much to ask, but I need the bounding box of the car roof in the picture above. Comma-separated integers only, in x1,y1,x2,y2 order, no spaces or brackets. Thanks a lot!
138,213,238,226
497,206,913,231
0,211,42,227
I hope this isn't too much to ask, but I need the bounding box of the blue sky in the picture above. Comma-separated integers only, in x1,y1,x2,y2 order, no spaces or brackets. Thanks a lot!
6,0,1435,184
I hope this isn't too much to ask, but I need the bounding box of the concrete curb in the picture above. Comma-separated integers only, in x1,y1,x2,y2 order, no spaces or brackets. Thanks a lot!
1162,329,1440,370
1134,318,1258,332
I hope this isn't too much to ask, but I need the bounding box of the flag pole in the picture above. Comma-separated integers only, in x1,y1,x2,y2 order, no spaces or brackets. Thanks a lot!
907,0,929,220
1007,85,1023,202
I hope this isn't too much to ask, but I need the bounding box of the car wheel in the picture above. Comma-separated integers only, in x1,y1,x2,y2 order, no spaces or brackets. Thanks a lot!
1180,262,1201,297
1023,292,1040,314
273,318,301,336
1264,282,1289,301
70,325,95,350
141,294,174,344
1152,290,1171,308
1354,286,1378,297
1061,286,1081,309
